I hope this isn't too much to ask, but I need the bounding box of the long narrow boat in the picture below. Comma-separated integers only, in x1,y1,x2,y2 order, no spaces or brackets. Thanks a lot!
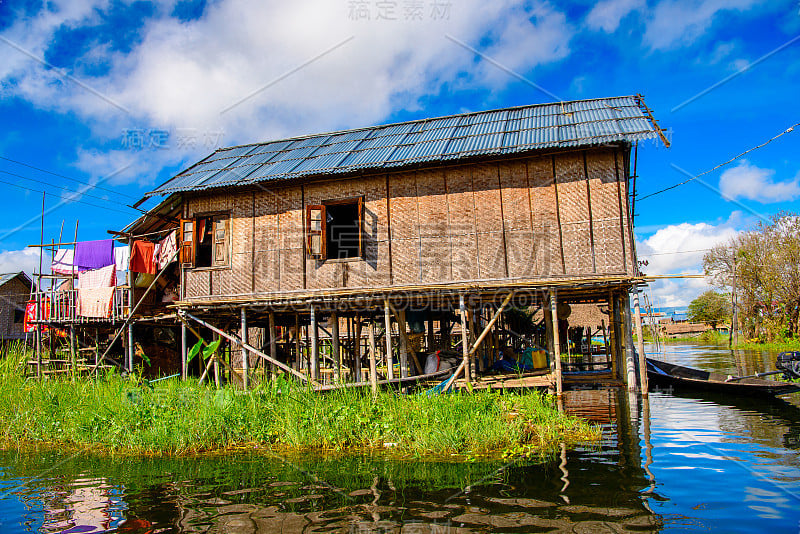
646,358,800,397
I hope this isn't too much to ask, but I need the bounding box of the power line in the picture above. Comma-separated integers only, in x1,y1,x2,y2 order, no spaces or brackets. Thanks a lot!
0,169,138,207
638,122,800,202
0,155,139,200
0,179,137,216
640,248,712,256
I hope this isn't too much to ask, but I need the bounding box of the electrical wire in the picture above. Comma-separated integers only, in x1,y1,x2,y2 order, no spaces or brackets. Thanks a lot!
0,178,138,216
0,155,138,200
638,122,800,202
0,169,139,207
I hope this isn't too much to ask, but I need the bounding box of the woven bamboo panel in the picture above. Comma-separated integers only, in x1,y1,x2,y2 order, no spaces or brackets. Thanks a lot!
415,169,448,238
587,150,624,273
449,232,478,281
253,190,280,250
277,187,303,251
498,161,531,231
342,258,367,288
184,270,210,298
364,240,391,286
280,248,304,291
505,230,536,278
472,164,503,231
528,156,563,275
420,236,451,283
253,249,280,293
477,231,506,279
210,269,232,296
390,237,420,285
306,258,337,290
554,153,593,275
230,251,252,294
362,175,390,242
388,171,419,240
615,149,635,274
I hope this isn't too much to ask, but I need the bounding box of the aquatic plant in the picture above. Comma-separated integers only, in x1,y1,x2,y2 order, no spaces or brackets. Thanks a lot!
0,345,598,458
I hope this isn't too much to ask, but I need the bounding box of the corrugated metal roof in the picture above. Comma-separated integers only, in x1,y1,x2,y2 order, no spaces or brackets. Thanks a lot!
0,272,32,289
147,95,664,196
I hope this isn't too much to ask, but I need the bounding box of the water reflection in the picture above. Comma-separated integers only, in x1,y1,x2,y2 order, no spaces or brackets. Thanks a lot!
0,343,799,532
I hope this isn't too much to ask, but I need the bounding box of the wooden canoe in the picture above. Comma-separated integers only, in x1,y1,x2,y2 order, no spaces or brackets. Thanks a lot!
646,358,800,397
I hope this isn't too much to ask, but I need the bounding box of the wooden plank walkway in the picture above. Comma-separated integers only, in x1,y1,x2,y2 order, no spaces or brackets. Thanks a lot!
454,370,623,391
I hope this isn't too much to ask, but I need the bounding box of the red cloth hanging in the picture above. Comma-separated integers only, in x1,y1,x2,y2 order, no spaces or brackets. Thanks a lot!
129,240,157,274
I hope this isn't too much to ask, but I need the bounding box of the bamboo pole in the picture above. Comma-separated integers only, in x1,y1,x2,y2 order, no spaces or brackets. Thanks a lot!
623,293,637,392
386,302,423,375
241,307,249,391
269,311,277,381
550,291,563,397
633,286,648,395
459,295,471,388
294,313,301,371
178,315,242,387
181,311,318,385
354,315,362,382
181,324,188,379
397,309,408,379
368,317,378,395
331,310,340,382
311,305,319,380
91,249,179,373
384,299,394,380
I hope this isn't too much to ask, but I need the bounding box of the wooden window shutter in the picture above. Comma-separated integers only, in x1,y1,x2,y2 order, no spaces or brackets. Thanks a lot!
213,216,228,266
180,219,196,267
306,205,326,259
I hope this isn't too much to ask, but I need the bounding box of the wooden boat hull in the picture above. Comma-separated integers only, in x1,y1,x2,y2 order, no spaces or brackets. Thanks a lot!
646,358,800,397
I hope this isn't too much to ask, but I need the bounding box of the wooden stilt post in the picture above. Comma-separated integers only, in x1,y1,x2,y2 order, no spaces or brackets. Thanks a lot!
331,310,340,382
181,323,188,379
623,293,637,392
127,323,134,372
69,325,77,379
608,291,618,380
633,286,648,395
213,332,221,388
241,307,249,391
269,311,277,381
311,305,319,380
294,313,301,371
354,315,362,382
459,294,471,388
397,309,408,379
384,299,394,380
368,316,378,395
550,290,563,397
427,314,435,352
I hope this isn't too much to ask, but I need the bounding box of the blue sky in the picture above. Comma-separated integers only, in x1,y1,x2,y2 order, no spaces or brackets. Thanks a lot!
0,0,799,305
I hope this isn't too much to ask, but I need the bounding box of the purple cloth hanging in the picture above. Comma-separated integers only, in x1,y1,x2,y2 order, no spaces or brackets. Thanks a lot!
74,239,115,270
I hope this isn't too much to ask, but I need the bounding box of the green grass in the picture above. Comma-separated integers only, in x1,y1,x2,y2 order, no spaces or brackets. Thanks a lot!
0,345,599,459
733,338,800,352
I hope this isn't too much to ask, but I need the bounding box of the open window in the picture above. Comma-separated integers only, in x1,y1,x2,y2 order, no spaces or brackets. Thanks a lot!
306,197,363,261
180,214,229,268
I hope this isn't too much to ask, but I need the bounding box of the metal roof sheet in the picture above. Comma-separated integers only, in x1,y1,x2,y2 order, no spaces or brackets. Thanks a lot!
147,95,664,196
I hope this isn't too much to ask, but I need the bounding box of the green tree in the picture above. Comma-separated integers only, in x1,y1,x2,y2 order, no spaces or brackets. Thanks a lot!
687,290,731,330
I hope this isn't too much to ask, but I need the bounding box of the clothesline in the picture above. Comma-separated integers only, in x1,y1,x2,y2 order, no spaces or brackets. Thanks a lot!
28,226,176,249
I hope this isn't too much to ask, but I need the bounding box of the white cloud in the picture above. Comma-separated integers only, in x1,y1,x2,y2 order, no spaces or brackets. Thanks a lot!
644,0,760,50
718,161,800,203
636,215,741,306
586,0,645,33
0,0,575,186
0,248,43,280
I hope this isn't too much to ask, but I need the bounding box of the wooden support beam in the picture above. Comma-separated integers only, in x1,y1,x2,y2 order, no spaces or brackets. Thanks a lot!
550,291,563,397
181,323,188,379
331,310,340,382
127,323,134,372
294,313,301,371
386,301,423,376
633,286,648,395
311,305,319,380
241,307,249,391
354,315,362,382
181,311,318,386
269,311,278,381
384,299,394,380
368,317,378,396
623,293,637,392
458,294,471,388
446,291,516,392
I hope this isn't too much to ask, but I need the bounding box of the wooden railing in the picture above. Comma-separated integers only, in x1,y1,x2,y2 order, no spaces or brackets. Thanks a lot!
33,288,130,324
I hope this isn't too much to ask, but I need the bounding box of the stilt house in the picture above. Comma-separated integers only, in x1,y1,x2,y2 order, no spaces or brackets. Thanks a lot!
33,95,668,393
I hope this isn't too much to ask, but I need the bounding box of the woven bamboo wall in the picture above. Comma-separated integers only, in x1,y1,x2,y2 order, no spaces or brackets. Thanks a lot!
0,277,29,340
181,146,635,299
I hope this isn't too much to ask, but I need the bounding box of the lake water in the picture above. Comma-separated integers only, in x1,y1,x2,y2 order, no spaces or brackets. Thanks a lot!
1,343,799,533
